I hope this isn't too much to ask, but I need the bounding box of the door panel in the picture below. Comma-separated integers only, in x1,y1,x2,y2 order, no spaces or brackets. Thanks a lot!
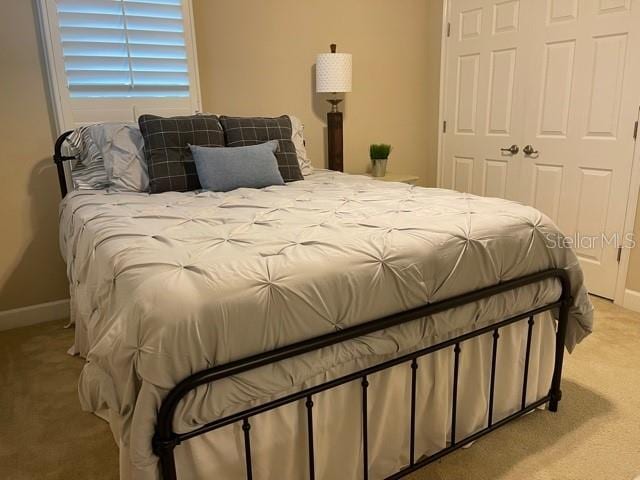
453,156,475,192
537,40,576,138
455,53,481,134
483,159,509,197
573,168,613,262
460,7,483,39
530,163,564,221
598,0,631,14
584,33,627,139
547,0,579,24
486,48,517,135
493,0,520,34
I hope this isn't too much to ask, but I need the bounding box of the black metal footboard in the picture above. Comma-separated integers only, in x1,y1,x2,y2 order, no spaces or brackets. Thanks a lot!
153,269,572,480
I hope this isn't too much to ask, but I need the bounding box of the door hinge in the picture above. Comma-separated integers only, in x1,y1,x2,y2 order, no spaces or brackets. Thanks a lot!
443,120,447,133
447,22,451,37
633,120,638,140
617,246,623,263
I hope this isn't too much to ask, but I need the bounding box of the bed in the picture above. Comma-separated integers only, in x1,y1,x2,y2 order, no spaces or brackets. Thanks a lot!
55,132,593,480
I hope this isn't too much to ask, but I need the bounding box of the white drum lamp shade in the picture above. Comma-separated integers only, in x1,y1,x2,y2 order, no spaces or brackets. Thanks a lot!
316,53,352,93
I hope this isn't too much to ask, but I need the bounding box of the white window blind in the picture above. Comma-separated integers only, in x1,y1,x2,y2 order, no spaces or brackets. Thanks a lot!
55,0,190,98
38,0,200,129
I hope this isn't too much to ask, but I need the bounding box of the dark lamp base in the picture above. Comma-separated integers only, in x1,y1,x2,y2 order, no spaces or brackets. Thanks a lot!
327,111,343,172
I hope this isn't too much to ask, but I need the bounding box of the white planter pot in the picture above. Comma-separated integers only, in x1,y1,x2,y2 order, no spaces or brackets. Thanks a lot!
371,158,388,177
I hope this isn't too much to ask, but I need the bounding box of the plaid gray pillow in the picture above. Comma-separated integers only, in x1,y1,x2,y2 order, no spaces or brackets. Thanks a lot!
138,114,225,193
219,116,304,182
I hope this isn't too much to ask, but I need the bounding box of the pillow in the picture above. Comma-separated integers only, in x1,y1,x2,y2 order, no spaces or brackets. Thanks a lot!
87,123,148,192
203,113,312,175
288,115,313,175
138,114,225,193
190,141,284,192
219,115,304,183
66,126,110,190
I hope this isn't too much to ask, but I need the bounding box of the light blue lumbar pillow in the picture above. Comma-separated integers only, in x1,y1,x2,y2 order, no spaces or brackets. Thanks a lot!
190,140,285,192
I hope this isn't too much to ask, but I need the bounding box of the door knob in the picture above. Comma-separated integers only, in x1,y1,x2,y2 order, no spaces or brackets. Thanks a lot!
523,145,539,156
500,145,519,155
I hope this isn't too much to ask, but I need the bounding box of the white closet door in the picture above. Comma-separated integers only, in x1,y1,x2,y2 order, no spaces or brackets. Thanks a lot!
440,0,529,201
441,0,640,299
520,0,640,298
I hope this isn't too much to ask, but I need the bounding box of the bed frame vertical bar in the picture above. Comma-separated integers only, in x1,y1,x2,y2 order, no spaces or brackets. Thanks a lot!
306,395,315,480
450,343,461,445
549,283,571,412
488,329,499,427
156,441,178,480
362,376,369,480
409,359,418,466
242,418,253,480
521,316,535,409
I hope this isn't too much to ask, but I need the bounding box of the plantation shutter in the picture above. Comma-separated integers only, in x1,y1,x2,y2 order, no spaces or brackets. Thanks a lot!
56,0,190,98
37,0,201,130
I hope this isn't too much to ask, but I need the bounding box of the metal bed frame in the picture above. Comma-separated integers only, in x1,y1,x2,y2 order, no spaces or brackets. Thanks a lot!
54,132,572,480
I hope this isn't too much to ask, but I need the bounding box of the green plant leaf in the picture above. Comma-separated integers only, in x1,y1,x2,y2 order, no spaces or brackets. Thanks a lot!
369,143,392,160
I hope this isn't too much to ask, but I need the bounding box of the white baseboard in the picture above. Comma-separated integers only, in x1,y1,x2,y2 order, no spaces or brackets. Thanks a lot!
623,289,640,313
0,299,70,332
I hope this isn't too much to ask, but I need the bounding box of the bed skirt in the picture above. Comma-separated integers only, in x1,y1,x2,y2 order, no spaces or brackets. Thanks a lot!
106,312,555,480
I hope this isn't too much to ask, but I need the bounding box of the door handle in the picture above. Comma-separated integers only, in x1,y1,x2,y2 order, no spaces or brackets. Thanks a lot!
523,144,539,156
500,145,519,155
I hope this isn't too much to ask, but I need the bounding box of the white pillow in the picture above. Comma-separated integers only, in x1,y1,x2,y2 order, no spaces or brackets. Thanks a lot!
288,115,313,176
86,123,149,192
66,127,110,190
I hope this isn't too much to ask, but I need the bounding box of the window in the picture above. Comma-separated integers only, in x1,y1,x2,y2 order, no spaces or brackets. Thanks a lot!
38,0,201,131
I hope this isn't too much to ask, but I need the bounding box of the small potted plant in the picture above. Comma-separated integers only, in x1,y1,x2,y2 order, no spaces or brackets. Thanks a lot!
370,143,392,177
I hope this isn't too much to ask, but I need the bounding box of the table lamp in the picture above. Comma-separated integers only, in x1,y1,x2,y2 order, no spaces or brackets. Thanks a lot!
316,44,352,172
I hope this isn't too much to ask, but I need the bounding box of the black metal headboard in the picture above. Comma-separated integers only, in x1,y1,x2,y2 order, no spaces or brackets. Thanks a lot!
53,130,74,198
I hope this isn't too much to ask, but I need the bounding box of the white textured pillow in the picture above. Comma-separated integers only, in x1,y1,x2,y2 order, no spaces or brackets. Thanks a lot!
288,115,313,176
87,123,149,192
66,127,110,190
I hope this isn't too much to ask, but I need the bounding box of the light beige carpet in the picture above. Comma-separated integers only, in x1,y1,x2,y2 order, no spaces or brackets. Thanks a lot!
1,297,639,480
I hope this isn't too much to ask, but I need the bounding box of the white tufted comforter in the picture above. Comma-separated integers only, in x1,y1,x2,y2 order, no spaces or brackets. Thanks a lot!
60,170,593,472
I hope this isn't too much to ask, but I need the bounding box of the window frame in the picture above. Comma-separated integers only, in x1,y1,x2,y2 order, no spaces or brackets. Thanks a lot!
36,0,202,132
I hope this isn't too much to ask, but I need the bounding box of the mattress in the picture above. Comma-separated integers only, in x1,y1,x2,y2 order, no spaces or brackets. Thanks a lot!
59,170,593,477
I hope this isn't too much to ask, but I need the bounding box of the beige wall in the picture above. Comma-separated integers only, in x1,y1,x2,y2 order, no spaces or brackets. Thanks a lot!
0,0,69,311
193,0,443,186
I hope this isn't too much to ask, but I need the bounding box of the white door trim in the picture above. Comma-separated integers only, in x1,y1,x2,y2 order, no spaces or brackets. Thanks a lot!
614,106,640,306
436,0,450,188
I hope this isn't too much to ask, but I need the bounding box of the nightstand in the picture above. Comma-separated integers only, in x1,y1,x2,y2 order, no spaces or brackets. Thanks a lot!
364,173,420,185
